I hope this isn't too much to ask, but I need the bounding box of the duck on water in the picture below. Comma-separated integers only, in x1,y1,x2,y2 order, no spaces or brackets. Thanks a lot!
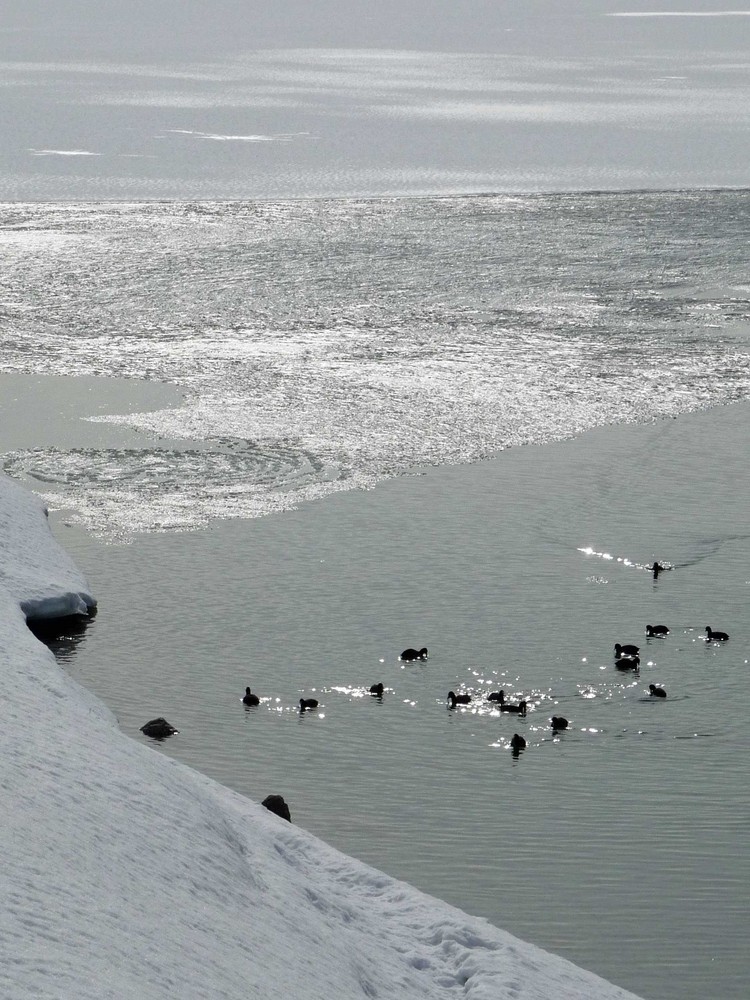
614,643,640,658
242,687,260,706
401,647,428,661
500,699,528,716
140,717,179,739
705,626,729,642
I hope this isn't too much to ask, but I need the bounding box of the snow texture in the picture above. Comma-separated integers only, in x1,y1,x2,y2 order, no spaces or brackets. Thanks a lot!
0,471,643,1000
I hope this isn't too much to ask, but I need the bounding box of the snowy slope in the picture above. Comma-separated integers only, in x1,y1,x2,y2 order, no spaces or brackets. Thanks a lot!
0,472,644,1000
0,473,95,619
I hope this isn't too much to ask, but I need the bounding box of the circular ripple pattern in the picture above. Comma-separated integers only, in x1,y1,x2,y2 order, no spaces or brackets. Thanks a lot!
3,442,337,538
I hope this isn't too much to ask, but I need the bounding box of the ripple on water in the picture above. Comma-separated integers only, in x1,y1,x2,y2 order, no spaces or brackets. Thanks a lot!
2,442,340,536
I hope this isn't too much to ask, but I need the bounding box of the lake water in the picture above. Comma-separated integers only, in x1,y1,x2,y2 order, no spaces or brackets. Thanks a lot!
1,192,749,999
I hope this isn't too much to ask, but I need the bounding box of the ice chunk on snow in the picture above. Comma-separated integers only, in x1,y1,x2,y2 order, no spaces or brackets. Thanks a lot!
0,472,95,619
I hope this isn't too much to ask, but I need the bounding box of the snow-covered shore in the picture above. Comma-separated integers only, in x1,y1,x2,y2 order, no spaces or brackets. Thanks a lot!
0,471,644,1000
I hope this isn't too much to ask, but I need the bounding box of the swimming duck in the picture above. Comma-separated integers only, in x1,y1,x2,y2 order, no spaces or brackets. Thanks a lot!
369,682,384,697
487,690,505,703
447,690,471,707
401,647,429,661
705,626,729,642
646,624,670,637
510,734,527,751
551,716,569,731
500,699,527,717
299,698,319,712
652,561,666,578
140,717,178,739
615,656,640,670
242,687,260,706
614,643,640,658
648,684,667,698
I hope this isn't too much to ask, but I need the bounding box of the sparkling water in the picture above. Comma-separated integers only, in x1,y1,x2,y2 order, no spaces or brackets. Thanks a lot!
1,191,748,536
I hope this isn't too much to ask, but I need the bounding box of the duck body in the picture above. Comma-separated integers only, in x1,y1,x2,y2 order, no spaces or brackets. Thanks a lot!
401,647,428,661
447,690,471,707
140,717,178,739
299,698,319,712
369,682,384,697
551,716,569,731
649,684,667,698
500,699,527,717
705,626,729,642
615,643,640,658
510,734,527,751
646,625,670,637
242,687,260,706
487,690,505,704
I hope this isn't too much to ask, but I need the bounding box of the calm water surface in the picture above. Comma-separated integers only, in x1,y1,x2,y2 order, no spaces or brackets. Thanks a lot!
50,404,750,1000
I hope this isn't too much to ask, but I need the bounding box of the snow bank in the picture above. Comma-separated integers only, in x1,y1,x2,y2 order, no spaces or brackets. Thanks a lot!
0,473,95,619
0,471,644,1000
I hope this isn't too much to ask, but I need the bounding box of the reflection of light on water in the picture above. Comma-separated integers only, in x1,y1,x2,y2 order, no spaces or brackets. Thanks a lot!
488,738,531,751
330,685,370,699
578,546,654,572
579,546,614,561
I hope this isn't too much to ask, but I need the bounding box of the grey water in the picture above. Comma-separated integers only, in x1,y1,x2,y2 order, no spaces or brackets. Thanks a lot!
2,192,750,1000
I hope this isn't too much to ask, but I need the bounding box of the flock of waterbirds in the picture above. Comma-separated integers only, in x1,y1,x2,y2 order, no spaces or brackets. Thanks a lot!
129,554,715,741
129,554,737,834
138,624,730,752
438,621,728,753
